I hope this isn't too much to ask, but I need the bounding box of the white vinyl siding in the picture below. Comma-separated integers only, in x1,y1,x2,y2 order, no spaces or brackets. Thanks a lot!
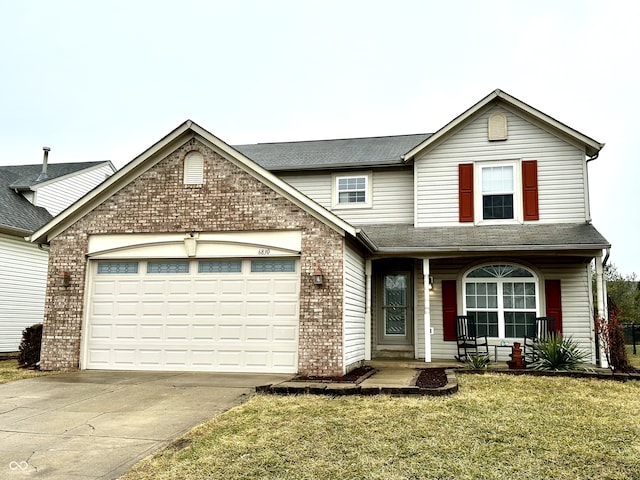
343,245,366,371
415,106,588,226
279,167,414,225
426,259,595,363
0,235,48,352
36,163,114,216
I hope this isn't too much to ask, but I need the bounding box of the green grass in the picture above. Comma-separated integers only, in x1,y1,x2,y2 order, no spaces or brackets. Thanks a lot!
0,359,49,384
120,374,640,480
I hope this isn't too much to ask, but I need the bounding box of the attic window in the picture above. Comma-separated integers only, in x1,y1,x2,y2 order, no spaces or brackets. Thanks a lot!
184,151,204,184
488,113,508,141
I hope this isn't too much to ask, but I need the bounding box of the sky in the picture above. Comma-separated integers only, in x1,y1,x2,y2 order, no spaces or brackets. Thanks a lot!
1,0,638,275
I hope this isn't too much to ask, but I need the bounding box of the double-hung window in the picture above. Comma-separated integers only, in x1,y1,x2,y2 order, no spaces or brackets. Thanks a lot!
464,264,538,338
333,173,371,208
481,165,514,220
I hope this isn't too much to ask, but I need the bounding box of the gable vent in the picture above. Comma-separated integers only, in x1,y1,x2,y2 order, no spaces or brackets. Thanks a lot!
184,151,204,184
488,113,508,141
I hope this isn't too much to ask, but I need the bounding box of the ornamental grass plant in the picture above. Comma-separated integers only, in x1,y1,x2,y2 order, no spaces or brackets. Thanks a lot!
527,333,589,372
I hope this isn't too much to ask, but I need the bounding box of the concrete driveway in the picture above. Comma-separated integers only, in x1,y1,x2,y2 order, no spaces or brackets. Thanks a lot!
0,370,290,479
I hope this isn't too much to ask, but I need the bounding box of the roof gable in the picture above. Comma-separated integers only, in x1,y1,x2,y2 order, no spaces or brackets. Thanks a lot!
30,121,358,244
403,89,604,161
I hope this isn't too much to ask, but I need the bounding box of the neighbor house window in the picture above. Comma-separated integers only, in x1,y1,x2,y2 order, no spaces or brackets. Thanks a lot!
333,173,371,208
184,151,204,185
481,165,514,220
463,264,538,338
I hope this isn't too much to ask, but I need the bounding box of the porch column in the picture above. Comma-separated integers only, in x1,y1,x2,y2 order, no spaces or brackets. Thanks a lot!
595,253,608,369
364,258,372,360
423,258,432,363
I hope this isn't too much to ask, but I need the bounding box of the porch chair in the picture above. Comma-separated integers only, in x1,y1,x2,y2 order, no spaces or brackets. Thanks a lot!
523,316,557,364
455,315,489,362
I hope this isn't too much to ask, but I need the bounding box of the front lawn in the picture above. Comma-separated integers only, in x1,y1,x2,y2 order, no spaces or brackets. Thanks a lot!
120,374,640,480
0,359,49,384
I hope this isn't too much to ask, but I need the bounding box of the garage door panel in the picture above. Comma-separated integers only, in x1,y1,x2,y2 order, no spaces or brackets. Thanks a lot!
218,325,242,341
140,324,163,340
246,325,271,341
273,325,297,341
221,280,244,295
166,324,190,340
218,350,242,367
141,302,164,316
166,301,191,317
113,349,136,366
167,280,192,295
246,280,271,294
143,281,166,295
219,302,244,317
86,258,300,373
114,324,137,339
273,279,299,294
273,301,298,317
117,280,142,296
192,324,216,340
139,349,162,365
192,301,217,316
89,324,112,340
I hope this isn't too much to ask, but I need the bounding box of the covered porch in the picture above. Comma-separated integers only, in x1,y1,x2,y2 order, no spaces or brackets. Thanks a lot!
359,223,611,367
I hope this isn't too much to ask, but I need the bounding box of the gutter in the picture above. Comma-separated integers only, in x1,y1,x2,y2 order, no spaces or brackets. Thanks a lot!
355,228,378,253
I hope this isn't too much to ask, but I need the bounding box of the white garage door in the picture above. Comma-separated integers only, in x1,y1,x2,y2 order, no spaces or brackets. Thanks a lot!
84,258,300,373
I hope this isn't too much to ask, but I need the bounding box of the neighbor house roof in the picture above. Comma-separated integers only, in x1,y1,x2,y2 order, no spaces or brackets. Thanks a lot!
359,223,611,253
5,161,114,190
234,133,431,171
0,161,112,235
403,89,605,161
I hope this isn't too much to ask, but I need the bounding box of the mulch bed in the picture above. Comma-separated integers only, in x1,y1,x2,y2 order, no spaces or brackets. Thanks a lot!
292,365,375,383
415,368,448,389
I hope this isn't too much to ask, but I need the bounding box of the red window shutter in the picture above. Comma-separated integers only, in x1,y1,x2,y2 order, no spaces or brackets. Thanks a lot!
458,163,474,222
522,160,539,221
442,280,458,341
545,280,562,333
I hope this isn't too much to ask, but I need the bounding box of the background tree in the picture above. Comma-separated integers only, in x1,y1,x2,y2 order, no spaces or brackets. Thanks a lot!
604,264,640,323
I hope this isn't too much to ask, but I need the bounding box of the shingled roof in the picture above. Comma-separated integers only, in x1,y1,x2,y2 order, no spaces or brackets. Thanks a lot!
234,133,431,171
359,223,610,253
0,162,110,234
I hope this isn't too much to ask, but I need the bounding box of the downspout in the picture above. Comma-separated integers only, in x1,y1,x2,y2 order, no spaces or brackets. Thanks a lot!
584,152,599,224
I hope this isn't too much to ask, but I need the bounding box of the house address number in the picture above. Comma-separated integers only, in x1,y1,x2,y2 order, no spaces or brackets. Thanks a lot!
258,248,271,255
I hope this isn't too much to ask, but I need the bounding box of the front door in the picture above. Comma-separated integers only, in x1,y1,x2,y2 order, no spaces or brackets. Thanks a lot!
378,271,413,346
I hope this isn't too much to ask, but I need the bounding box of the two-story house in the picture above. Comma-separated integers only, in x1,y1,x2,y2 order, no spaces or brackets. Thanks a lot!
30,90,609,375
0,155,116,353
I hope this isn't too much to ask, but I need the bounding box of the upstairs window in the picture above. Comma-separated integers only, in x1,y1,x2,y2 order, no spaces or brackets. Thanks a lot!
184,151,204,185
333,173,371,208
481,165,514,220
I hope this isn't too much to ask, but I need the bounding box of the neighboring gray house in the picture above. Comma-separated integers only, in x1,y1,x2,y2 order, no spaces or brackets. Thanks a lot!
0,157,115,352
31,90,610,375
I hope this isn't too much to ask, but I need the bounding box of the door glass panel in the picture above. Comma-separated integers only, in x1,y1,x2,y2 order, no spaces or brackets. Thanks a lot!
384,274,407,336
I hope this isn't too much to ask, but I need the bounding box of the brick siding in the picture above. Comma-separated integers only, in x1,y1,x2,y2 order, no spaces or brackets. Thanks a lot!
40,138,345,376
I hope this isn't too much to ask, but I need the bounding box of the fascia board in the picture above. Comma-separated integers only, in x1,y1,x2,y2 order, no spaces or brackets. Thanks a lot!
375,244,611,253
403,89,604,161
403,90,500,160
30,122,194,244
